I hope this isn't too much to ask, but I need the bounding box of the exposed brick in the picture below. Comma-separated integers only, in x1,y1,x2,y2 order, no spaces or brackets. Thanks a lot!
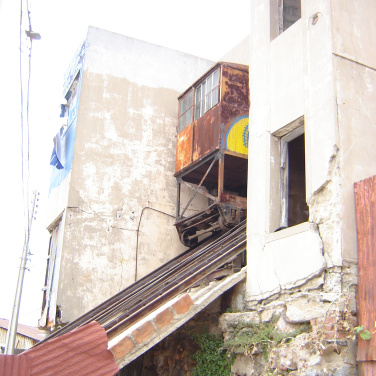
324,324,334,331
325,331,335,340
337,332,349,339
154,307,174,330
132,321,156,344
172,294,194,316
110,336,135,361
325,316,340,324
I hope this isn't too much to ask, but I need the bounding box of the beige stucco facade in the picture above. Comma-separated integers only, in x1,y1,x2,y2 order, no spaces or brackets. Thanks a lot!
43,27,214,324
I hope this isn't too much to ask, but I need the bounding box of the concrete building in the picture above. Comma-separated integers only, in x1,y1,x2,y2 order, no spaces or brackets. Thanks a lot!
40,26,214,328
236,0,376,374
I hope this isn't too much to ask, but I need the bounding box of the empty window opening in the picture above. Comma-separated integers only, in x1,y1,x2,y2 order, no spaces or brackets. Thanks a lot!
281,130,308,228
270,0,301,40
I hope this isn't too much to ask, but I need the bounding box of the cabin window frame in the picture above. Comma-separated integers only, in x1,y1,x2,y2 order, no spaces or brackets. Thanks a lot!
178,89,194,133
194,68,220,120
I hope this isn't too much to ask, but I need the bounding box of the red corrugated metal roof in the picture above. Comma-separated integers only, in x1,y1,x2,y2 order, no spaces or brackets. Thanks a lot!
0,321,119,376
0,355,31,376
0,319,47,342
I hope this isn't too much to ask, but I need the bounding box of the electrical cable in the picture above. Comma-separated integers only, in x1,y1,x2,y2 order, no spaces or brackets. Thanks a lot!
134,206,175,281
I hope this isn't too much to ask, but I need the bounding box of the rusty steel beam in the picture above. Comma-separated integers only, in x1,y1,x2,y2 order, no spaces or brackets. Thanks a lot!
180,154,218,218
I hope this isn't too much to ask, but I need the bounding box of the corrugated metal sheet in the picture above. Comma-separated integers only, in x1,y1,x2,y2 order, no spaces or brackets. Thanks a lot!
354,175,376,368
0,355,31,376
0,322,118,376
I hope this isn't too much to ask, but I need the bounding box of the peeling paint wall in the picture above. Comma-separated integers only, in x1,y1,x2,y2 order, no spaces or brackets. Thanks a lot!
45,27,214,322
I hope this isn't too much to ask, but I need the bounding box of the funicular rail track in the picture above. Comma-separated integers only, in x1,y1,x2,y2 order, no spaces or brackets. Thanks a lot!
37,220,246,345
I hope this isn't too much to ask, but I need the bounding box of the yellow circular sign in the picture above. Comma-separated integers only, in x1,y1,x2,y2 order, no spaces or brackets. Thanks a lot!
225,116,249,155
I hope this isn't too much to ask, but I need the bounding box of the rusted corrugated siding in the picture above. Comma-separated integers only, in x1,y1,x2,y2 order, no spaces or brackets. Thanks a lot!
354,175,376,372
358,362,376,376
1,321,119,376
0,355,31,376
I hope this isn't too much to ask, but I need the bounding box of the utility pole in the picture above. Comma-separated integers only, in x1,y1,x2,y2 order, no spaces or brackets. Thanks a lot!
5,191,39,354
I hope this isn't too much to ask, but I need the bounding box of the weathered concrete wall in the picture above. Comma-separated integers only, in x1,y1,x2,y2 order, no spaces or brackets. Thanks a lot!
242,1,373,374
331,1,376,263
247,0,351,307
270,19,304,133
53,27,214,321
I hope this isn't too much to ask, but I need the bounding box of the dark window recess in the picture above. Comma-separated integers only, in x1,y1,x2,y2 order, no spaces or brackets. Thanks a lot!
270,0,301,40
287,133,308,227
283,0,301,32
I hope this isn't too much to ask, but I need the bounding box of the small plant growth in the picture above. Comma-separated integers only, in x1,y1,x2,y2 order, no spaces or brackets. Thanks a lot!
222,318,311,359
354,325,372,340
191,333,235,376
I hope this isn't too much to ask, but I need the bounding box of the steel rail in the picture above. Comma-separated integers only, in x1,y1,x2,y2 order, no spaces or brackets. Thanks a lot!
96,224,245,330
36,220,246,345
106,229,246,339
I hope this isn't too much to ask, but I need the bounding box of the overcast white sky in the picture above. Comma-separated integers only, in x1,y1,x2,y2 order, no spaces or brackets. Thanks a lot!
0,0,250,328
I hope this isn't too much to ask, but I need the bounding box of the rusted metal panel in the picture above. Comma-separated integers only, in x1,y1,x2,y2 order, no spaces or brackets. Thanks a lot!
0,355,31,376
175,122,193,173
192,104,222,162
354,175,376,364
221,64,249,111
21,321,119,376
358,362,376,376
220,193,247,209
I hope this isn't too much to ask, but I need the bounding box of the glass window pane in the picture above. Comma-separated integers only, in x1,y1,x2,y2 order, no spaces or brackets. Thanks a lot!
205,93,211,112
186,107,193,126
213,69,219,87
212,88,219,107
179,98,185,116
195,86,201,107
206,75,212,92
195,103,200,120
187,90,193,108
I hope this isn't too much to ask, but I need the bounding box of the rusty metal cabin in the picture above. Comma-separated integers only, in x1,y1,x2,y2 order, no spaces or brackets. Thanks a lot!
175,62,249,247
